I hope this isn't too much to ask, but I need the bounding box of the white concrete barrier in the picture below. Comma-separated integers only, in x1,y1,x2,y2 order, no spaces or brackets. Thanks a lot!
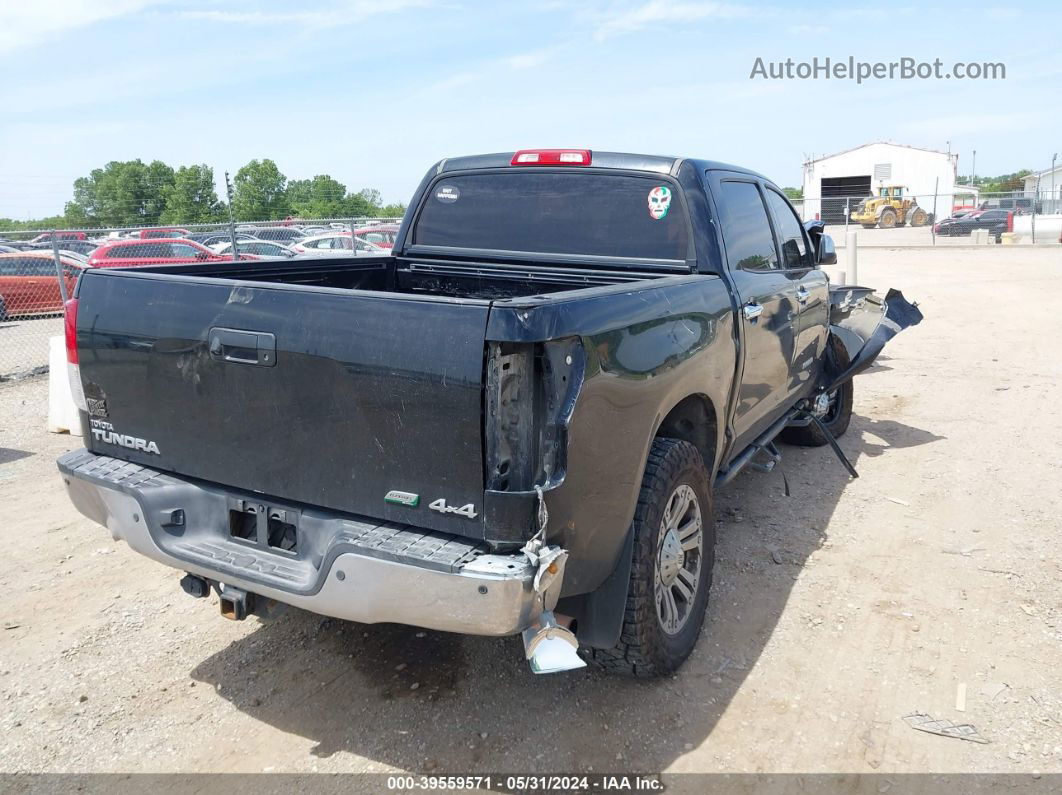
47,335,81,436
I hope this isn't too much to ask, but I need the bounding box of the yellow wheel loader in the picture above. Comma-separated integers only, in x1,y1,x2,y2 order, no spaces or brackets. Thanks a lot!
850,185,929,229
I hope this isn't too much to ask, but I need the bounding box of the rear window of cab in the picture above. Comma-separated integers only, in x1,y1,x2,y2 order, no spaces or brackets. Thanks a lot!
413,171,690,262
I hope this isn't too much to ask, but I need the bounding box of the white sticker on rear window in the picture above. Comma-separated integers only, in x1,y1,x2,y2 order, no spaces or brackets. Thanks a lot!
435,185,460,203
648,186,672,220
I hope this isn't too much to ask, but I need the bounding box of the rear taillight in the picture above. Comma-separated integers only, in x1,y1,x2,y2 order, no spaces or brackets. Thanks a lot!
64,298,87,412
511,149,592,166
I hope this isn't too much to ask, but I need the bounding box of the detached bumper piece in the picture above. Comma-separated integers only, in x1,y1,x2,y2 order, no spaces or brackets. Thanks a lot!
57,449,565,638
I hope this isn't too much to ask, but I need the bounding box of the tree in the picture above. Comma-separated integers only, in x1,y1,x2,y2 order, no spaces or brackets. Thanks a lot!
782,187,803,201
231,159,288,221
161,165,222,224
378,202,406,218
69,159,176,226
286,174,349,218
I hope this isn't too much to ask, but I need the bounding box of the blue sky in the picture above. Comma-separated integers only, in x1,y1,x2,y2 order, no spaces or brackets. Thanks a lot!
2,0,1059,218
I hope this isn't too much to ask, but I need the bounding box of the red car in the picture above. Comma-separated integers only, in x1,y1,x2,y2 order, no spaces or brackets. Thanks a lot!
29,231,87,245
0,251,84,320
351,224,399,251
138,227,191,239
88,238,255,268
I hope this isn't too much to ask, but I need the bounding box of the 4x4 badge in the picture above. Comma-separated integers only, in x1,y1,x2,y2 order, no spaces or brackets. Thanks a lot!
384,490,419,507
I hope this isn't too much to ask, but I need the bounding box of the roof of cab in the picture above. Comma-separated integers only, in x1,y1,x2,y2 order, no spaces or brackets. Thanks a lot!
435,151,768,181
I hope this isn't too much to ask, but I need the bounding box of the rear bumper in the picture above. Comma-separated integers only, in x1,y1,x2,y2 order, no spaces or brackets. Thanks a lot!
57,449,560,636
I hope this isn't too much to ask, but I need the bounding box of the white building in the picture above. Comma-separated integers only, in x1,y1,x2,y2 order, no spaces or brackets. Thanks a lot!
802,142,958,224
1023,164,1062,213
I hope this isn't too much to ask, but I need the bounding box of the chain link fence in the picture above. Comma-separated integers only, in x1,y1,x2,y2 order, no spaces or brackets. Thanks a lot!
796,188,1062,247
3,186,1061,387
0,217,400,385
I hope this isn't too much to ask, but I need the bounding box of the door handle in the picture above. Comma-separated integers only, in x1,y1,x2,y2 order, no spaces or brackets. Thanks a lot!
208,327,277,367
743,302,763,321
796,286,810,304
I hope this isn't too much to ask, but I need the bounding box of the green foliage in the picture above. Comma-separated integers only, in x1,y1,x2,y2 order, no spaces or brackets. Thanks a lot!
0,157,405,233
958,170,1033,194
286,174,349,218
231,159,289,221
782,187,803,200
161,165,223,224
69,159,176,226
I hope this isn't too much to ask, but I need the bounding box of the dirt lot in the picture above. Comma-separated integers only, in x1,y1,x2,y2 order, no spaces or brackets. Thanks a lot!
1,246,1060,778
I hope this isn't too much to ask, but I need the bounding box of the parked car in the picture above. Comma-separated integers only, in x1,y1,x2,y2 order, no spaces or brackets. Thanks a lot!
87,238,255,267
185,232,258,247
211,240,295,258
0,244,20,254
137,228,191,239
245,226,307,243
932,209,977,234
29,231,87,244
0,251,83,320
290,232,384,255
58,149,922,677
351,224,399,250
28,239,99,256
978,197,1038,215
936,209,1011,241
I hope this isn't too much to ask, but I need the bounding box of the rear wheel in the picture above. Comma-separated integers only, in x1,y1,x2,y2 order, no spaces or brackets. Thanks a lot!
910,208,928,226
585,438,715,678
878,209,897,229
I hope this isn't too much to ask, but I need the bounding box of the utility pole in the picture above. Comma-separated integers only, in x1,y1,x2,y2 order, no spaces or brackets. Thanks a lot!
1052,153,1057,214
971,150,977,191
225,171,239,262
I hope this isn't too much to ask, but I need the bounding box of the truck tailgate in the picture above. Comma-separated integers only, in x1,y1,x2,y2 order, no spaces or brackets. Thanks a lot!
74,269,491,538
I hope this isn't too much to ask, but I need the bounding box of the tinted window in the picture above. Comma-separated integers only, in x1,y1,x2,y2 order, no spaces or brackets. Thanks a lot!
765,189,811,269
414,172,690,261
170,244,201,257
718,181,778,271
23,258,56,275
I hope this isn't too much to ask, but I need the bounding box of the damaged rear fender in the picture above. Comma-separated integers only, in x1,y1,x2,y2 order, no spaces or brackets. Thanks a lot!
825,287,923,391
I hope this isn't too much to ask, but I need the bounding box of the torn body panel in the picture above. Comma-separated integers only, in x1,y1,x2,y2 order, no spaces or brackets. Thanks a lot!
824,287,923,391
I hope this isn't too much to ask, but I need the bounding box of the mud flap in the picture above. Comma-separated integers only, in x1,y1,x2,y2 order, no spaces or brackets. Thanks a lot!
825,288,923,393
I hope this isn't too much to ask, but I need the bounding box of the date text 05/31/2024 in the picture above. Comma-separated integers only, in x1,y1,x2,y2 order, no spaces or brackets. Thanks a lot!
385,775,664,791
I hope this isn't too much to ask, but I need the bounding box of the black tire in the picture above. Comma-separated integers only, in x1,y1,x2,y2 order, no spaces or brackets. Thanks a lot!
0,296,7,322
780,335,853,447
585,438,715,678
878,209,897,229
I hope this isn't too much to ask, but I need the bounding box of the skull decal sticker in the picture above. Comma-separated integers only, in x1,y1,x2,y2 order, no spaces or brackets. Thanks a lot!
648,186,672,220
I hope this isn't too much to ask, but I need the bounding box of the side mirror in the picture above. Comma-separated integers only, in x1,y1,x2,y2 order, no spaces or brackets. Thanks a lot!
803,220,837,265
817,233,837,265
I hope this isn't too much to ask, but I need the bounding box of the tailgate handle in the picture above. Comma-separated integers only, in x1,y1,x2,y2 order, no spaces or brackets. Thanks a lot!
209,328,276,367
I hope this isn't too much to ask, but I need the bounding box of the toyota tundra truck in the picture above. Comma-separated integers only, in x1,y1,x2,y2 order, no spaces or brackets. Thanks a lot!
58,149,921,676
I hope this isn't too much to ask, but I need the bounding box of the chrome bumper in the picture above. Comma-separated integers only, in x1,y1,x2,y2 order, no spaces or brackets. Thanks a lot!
57,450,561,636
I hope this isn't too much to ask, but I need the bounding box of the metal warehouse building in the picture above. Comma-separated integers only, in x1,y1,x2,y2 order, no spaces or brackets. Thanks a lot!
802,142,957,224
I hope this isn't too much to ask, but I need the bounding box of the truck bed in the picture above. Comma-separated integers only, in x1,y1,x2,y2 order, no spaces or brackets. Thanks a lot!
136,255,668,300
71,255,675,543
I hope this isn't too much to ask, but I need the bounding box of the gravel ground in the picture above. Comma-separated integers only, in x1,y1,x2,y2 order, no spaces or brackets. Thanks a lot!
0,246,1060,778
0,316,63,381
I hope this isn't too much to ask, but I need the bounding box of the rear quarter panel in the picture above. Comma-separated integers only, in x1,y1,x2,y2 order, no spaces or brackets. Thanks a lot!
487,275,735,595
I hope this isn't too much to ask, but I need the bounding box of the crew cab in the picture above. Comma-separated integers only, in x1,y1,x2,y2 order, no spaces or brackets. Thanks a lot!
58,150,920,676
87,238,256,267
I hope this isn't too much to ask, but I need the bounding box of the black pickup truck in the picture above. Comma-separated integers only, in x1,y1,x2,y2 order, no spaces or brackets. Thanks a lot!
58,149,921,676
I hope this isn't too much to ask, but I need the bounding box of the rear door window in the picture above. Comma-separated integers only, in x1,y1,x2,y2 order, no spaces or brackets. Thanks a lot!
717,181,779,271
413,171,690,261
